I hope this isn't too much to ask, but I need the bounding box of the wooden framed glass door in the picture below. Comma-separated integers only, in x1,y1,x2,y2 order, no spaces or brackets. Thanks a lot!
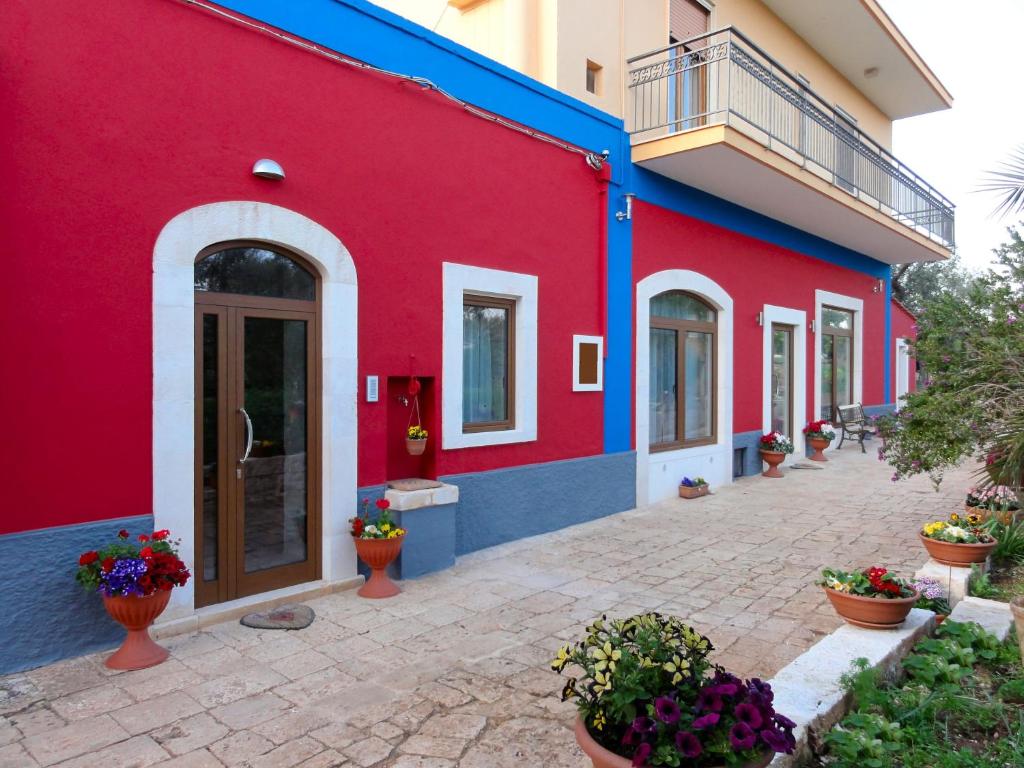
770,323,794,436
193,244,321,607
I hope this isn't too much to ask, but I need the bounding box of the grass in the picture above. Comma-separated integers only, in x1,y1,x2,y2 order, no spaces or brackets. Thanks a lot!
810,621,1024,768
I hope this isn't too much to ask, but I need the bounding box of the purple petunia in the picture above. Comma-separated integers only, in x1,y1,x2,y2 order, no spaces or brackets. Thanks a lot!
692,712,720,730
696,687,724,713
774,713,796,731
621,726,639,747
99,557,149,597
748,678,774,702
654,696,680,725
729,721,757,751
760,726,793,753
631,716,656,734
631,742,652,767
734,702,764,729
675,731,702,759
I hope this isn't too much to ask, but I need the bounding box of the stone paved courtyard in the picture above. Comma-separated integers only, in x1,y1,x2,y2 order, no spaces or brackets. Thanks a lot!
0,447,975,768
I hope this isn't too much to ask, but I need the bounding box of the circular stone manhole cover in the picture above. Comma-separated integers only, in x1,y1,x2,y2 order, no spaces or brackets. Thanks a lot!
240,603,315,630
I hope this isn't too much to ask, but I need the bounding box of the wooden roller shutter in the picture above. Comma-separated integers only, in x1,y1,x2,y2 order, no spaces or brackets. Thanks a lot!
670,0,710,43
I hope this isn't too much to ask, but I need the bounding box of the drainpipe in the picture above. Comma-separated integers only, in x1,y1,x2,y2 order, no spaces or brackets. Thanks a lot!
597,162,611,356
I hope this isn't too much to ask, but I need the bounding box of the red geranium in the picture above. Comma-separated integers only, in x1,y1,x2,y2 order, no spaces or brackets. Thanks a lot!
101,557,115,572
78,551,99,566
118,529,130,539
351,517,365,537
138,534,150,543
139,546,154,559
375,498,390,511
152,529,170,541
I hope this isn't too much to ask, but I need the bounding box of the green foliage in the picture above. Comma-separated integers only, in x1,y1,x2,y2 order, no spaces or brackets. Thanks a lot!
821,621,1024,768
987,517,1024,566
891,255,974,315
969,565,1002,600
878,226,1024,492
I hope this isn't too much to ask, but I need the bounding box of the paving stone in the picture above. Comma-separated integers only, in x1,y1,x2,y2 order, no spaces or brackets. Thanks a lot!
152,713,230,756
189,669,289,709
417,713,486,740
293,750,347,768
9,705,66,737
152,749,224,767
397,736,466,760
251,709,334,746
111,691,204,735
210,693,291,731
22,715,130,766
237,736,322,768
51,683,134,721
340,736,393,767
209,731,275,766
51,734,169,768
0,718,19,748
0,742,39,768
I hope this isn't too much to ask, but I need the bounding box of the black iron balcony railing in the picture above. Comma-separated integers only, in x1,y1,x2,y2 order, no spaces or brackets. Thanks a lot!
627,27,954,249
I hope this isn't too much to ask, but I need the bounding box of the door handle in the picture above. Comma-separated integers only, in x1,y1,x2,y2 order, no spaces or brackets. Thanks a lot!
239,408,253,464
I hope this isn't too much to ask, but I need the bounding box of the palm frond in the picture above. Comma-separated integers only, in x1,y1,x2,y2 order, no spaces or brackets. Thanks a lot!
980,145,1024,218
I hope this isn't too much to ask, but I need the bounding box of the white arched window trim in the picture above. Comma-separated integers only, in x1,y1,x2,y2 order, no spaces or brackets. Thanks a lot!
153,201,358,619
636,270,733,505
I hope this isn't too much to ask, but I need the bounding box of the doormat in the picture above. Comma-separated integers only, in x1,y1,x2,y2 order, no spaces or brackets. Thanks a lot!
789,461,825,470
240,603,315,630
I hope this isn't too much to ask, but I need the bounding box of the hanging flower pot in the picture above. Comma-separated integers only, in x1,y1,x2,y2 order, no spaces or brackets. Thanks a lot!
75,528,190,671
406,425,427,456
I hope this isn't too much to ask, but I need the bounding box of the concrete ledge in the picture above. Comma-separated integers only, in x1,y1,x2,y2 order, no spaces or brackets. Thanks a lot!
151,576,364,640
914,559,976,608
768,608,935,767
948,596,1014,641
385,482,459,511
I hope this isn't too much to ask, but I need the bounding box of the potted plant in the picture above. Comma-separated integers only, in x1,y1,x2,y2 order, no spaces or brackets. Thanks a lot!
406,424,428,456
351,498,406,599
678,477,710,500
758,432,793,478
966,485,1020,524
552,613,796,768
75,529,191,670
910,577,952,624
919,512,998,567
802,420,835,462
819,567,919,629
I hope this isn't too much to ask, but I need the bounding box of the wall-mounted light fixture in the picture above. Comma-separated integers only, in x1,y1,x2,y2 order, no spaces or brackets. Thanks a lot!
756,311,764,327
616,193,636,221
809,319,816,333
252,158,285,180
872,278,885,293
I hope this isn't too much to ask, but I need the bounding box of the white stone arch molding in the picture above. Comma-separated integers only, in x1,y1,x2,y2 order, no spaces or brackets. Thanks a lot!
761,305,807,457
153,201,358,619
635,270,733,506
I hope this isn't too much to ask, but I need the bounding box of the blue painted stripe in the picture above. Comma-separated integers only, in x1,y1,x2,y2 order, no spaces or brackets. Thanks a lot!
628,166,890,279
0,515,153,674
884,276,893,401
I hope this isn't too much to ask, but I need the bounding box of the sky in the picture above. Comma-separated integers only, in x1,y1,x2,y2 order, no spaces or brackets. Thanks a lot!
880,0,1024,270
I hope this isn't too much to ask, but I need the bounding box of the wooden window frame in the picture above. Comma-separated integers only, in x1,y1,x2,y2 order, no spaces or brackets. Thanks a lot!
770,323,795,438
649,293,717,452
821,305,855,420
462,293,516,434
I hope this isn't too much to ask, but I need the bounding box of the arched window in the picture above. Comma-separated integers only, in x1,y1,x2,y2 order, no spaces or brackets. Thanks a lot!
649,290,716,450
194,243,316,301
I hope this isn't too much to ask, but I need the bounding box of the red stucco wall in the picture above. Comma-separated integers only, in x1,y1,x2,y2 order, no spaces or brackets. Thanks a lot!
0,0,607,534
891,299,918,398
632,201,887,435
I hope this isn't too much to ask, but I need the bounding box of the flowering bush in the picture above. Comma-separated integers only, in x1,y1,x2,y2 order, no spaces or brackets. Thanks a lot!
75,529,190,598
803,420,836,441
407,425,428,440
759,431,794,454
966,485,1020,513
921,512,995,544
552,613,795,766
680,477,708,488
910,577,951,615
819,567,916,599
350,498,406,540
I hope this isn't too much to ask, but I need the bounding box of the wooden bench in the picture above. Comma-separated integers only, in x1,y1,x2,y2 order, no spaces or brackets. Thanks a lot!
835,403,877,453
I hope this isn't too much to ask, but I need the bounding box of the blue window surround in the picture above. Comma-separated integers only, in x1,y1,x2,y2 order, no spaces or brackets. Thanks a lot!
215,0,893,451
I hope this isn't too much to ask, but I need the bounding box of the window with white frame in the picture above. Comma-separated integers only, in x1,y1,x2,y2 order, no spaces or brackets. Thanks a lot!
442,263,537,449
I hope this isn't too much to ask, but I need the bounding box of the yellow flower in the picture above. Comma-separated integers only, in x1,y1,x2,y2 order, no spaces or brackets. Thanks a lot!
551,644,572,672
591,710,607,731
381,523,391,533
967,513,982,526
949,513,960,523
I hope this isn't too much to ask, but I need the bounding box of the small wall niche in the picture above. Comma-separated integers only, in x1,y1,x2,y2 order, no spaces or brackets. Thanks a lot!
386,376,436,482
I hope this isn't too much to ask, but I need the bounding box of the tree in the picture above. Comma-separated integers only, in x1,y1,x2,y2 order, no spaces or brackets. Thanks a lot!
878,226,1024,491
890,255,974,315
980,144,1024,218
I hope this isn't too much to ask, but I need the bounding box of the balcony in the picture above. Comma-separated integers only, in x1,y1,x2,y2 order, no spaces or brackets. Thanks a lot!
626,28,954,264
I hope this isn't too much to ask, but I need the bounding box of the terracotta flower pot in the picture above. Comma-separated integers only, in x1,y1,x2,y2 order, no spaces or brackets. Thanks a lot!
760,450,786,478
574,718,773,768
406,438,426,456
354,535,404,598
102,590,172,670
808,436,831,462
1010,597,1024,664
678,484,709,499
919,533,998,568
822,586,919,629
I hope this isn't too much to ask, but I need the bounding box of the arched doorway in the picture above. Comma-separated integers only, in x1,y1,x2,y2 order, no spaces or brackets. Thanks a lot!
193,242,321,606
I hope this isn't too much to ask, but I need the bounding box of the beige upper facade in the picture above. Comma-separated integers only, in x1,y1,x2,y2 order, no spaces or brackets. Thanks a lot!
372,0,950,152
